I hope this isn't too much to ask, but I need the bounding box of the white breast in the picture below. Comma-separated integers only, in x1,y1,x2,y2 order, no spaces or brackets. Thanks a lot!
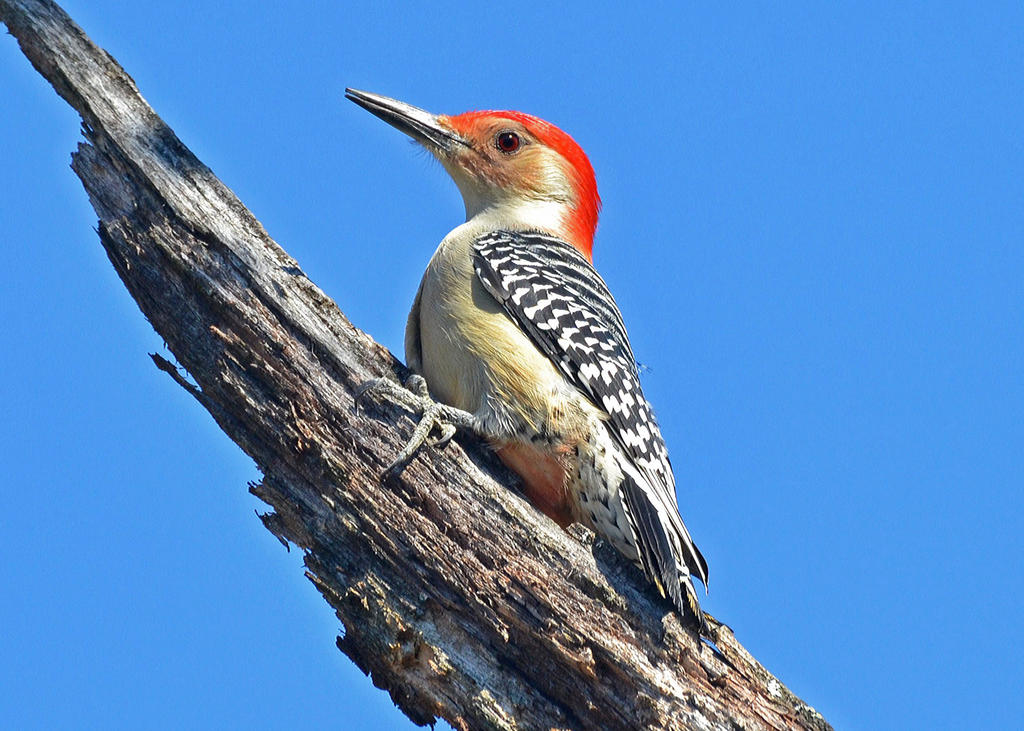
408,219,589,444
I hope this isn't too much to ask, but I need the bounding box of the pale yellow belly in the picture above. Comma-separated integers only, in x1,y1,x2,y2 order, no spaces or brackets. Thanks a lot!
408,230,582,443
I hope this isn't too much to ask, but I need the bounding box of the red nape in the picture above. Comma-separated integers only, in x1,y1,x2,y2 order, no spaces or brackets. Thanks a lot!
447,109,601,260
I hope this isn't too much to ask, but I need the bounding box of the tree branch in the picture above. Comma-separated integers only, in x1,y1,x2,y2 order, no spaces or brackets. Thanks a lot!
0,1,831,729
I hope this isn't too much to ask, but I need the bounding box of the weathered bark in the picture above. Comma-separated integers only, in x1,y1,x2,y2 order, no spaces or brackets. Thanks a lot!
0,2,831,729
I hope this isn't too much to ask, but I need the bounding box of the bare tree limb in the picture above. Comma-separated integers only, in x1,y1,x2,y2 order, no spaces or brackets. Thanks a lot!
0,1,831,729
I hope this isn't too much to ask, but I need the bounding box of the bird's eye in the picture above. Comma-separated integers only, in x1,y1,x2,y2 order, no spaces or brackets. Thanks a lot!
496,131,521,154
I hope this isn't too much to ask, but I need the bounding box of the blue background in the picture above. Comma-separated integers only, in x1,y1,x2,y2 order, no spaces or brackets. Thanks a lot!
2,2,1021,729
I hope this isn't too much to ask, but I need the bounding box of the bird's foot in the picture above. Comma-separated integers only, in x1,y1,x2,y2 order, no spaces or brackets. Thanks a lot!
356,374,478,480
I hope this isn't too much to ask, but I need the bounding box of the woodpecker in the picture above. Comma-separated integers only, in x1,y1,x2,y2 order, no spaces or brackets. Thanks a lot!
347,88,708,630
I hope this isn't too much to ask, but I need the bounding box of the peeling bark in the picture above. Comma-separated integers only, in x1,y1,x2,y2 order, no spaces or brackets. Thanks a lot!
0,2,832,729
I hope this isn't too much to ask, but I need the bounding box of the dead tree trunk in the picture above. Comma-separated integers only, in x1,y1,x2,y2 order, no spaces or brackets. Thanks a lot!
0,1,831,729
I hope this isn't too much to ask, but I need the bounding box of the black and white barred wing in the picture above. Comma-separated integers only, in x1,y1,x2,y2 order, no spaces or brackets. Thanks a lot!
472,231,708,594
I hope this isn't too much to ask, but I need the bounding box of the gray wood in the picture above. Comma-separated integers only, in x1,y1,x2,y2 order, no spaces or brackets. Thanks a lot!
0,1,832,729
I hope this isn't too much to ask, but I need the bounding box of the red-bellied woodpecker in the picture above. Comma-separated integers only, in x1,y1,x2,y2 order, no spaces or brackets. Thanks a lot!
347,88,708,630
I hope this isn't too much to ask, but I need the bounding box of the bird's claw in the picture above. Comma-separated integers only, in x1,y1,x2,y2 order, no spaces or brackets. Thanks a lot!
406,373,431,400
356,374,476,480
426,421,457,449
356,376,418,413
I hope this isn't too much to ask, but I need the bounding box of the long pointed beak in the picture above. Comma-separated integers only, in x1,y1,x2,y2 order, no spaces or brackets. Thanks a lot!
345,88,468,153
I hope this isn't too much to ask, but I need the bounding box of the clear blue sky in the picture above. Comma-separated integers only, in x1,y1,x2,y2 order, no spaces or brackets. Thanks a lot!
2,2,1021,729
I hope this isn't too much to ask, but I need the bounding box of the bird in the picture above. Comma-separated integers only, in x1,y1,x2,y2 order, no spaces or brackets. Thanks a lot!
346,88,708,631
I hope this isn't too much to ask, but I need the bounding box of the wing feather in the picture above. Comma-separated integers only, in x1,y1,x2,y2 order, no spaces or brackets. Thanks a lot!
473,231,708,592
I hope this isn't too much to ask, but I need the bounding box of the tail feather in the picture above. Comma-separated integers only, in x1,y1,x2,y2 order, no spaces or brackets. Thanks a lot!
679,574,708,634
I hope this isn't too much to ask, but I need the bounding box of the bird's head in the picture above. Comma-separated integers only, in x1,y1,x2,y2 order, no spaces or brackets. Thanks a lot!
347,88,601,260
